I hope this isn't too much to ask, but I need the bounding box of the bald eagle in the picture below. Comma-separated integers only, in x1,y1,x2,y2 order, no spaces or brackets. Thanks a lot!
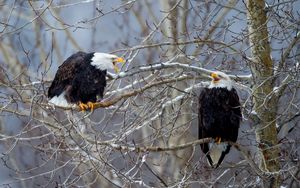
198,71,242,168
48,51,125,110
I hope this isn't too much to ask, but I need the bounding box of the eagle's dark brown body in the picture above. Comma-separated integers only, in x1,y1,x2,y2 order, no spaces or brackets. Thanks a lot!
198,87,242,168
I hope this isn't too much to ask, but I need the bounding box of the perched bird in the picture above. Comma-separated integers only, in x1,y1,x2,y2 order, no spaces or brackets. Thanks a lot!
48,51,125,111
198,71,242,168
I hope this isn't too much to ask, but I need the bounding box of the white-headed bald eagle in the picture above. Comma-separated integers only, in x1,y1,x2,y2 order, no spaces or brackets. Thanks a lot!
48,51,125,110
198,71,242,168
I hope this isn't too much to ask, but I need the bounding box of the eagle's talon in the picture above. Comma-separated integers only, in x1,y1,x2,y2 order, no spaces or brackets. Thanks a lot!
78,102,96,111
79,102,89,111
87,102,95,112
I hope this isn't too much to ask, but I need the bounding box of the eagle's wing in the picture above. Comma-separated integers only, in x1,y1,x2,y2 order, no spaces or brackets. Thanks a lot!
226,88,242,142
229,88,242,119
198,88,213,163
48,52,87,98
198,88,207,139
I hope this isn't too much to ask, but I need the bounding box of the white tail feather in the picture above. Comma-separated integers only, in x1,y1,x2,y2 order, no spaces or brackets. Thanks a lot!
208,142,228,166
49,92,74,107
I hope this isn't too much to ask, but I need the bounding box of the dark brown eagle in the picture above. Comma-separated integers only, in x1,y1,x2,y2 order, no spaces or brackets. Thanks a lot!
198,71,242,168
48,51,125,110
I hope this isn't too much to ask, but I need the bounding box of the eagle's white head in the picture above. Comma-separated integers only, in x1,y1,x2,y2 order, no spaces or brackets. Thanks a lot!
91,53,126,73
208,71,232,90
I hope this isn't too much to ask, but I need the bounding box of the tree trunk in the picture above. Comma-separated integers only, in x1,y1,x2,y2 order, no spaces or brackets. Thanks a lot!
246,1,280,187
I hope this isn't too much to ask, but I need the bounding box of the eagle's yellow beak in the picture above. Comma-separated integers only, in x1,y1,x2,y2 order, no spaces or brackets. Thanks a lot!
113,57,126,73
114,57,126,63
211,72,220,82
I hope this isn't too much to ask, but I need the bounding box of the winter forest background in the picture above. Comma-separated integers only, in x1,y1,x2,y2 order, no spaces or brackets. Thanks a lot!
0,0,299,187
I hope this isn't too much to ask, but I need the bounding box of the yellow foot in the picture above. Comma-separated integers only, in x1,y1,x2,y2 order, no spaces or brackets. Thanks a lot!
78,101,96,112
87,102,95,112
79,102,89,111
215,137,222,144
